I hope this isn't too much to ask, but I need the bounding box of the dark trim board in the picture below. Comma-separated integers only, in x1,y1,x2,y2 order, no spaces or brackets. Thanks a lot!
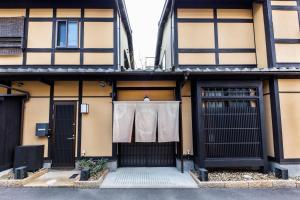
178,48,256,53
77,80,83,158
117,87,176,91
263,0,277,68
269,78,284,163
192,80,268,170
177,18,253,23
205,158,265,168
48,81,54,160
268,156,300,164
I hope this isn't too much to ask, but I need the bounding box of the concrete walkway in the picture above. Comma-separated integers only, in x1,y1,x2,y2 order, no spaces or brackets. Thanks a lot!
24,170,80,187
1,188,300,200
101,167,198,188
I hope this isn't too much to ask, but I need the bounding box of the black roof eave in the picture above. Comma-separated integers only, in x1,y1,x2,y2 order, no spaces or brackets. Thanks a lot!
1,71,300,81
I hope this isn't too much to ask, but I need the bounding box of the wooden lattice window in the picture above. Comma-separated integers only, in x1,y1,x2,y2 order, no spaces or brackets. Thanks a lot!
0,17,25,55
201,87,263,159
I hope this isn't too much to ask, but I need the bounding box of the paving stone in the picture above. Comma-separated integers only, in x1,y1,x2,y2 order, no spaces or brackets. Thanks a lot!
225,181,249,188
101,167,198,188
272,180,296,188
248,181,273,188
198,182,225,188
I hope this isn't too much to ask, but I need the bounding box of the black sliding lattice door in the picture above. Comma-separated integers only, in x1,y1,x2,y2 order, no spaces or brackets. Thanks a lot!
52,102,76,168
196,84,266,168
0,96,23,171
118,142,176,167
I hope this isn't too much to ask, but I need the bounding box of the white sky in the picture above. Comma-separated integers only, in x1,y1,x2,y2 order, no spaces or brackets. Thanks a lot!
125,0,166,68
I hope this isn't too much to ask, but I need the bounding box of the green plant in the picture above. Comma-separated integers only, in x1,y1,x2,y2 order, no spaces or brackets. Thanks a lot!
78,159,107,177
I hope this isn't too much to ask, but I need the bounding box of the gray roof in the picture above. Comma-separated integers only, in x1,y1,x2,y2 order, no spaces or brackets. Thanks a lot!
1,66,300,76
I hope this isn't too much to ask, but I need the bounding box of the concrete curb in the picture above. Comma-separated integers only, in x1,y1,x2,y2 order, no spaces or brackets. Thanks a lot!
0,169,48,188
189,171,300,189
74,169,109,189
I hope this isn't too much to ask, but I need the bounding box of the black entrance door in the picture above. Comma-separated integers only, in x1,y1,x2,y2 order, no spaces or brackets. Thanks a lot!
118,142,176,167
0,95,24,171
52,102,76,168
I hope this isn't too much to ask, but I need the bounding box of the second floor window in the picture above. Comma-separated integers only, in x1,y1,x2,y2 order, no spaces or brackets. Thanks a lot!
56,21,79,48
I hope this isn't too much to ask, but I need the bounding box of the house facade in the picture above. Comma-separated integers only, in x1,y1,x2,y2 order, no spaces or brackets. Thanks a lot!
155,0,300,174
0,0,135,170
0,0,300,177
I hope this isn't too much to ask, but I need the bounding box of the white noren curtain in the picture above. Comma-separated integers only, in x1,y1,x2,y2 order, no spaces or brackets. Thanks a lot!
158,102,180,142
135,103,157,143
113,102,136,143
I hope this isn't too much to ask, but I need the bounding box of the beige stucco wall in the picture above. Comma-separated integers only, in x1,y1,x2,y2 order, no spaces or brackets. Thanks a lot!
83,81,112,97
275,44,300,63
178,23,215,49
117,81,176,101
178,9,213,18
176,8,257,66
81,98,112,157
272,4,300,63
0,87,7,94
179,53,215,65
84,9,113,18
182,97,193,155
0,9,25,17
29,9,53,18
22,98,49,157
84,22,114,48
26,53,51,65
253,3,268,68
27,22,53,48
263,81,274,157
54,81,79,97
83,53,113,65
82,81,113,157
0,55,23,65
0,8,118,67
278,79,300,159
12,81,51,158
56,9,81,18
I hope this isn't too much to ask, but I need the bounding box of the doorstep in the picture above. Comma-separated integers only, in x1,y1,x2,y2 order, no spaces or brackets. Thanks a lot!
100,167,198,188
24,170,80,188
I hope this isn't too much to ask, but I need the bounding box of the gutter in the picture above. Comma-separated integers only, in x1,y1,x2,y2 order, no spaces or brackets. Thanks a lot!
115,0,134,66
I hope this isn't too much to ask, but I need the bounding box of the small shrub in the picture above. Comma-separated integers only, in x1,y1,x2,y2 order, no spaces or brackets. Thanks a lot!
78,159,107,177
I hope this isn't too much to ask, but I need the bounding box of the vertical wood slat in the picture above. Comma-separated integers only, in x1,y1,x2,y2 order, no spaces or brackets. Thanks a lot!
203,87,263,159
119,142,175,167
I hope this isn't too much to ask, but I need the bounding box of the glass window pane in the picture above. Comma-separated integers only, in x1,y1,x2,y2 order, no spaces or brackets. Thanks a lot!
57,21,67,47
68,22,78,47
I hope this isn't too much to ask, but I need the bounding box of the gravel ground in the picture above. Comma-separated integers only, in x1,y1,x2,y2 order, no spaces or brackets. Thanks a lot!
193,170,278,182
290,176,300,181
0,171,34,180
89,170,105,181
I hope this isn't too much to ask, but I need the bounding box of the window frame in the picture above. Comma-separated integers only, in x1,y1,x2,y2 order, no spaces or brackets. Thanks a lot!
55,20,79,49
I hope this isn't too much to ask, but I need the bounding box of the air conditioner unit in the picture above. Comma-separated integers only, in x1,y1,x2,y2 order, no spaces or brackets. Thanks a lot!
14,145,44,172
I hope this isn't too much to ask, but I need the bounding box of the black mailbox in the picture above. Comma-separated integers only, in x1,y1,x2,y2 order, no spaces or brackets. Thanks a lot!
35,123,49,137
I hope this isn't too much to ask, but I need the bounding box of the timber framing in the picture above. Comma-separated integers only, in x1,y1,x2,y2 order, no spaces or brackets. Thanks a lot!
0,0,133,70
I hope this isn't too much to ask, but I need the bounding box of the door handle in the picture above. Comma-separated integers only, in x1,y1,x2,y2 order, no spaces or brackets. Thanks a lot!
66,137,75,140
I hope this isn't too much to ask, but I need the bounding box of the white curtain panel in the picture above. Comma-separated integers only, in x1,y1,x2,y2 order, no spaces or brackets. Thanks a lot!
113,102,136,143
158,102,180,142
135,103,157,142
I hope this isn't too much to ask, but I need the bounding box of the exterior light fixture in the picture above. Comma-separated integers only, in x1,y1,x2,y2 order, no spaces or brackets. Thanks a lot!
99,81,106,87
81,103,89,114
17,82,24,87
144,96,151,102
